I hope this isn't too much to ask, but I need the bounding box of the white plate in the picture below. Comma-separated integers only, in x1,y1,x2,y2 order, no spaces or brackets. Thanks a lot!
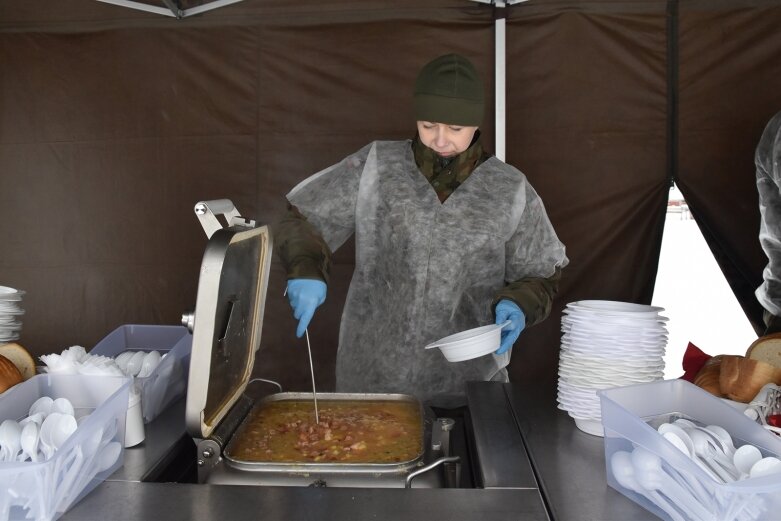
558,360,665,375
559,373,662,388
0,286,25,300
557,389,600,401
560,336,668,350
568,300,664,314
560,344,666,359
558,351,665,367
558,352,665,366
556,392,601,408
558,369,664,384
563,312,668,326
557,382,601,397
562,325,669,337
557,401,600,414
561,338,667,351
560,339,667,351
0,322,22,334
557,367,664,382
562,321,669,335
563,306,666,317
573,417,604,436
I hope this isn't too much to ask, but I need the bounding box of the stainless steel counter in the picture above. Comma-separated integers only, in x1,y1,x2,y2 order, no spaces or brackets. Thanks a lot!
504,381,656,520
63,482,549,520
106,399,188,483
60,381,656,521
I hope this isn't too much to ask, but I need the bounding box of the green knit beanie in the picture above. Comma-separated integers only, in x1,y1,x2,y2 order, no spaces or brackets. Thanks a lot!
413,53,485,127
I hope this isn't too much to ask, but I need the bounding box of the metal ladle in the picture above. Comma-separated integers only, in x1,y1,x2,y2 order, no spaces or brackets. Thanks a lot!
284,287,319,424
305,329,320,424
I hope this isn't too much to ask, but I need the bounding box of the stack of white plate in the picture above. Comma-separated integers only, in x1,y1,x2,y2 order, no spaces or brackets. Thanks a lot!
557,300,668,436
0,286,25,344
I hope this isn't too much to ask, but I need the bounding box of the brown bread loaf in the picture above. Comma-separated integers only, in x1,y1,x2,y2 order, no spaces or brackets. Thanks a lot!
693,355,724,397
0,354,24,393
0,343,36,380
746,333,781,367
719,354,781,403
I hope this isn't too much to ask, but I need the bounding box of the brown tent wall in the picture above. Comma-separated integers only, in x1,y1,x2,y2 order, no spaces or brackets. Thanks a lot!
1,0,779,392
677,0,781,337
506,0,670,385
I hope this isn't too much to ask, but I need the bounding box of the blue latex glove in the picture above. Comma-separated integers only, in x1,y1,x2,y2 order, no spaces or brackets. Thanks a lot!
286,279,327,338
494,299,526,355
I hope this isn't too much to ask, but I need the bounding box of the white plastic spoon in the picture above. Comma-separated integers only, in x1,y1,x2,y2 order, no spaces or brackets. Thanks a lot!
94,441,121,474
19,412,45,427
688,429,738,482
674,419,733,455
19,421,39,462
125,351,146,377
632,447,714,521
658,424,696,452
0,419,22,462
734,444,763,480
51,397,75,416
658,426,720,481
61,427,104,508
50,413,77,451
610,450,686,521
28,396,54,418
137,350,162,378
114,351,135,373
705,425,737,456
749,456,781,479
39,412,66,460
54,446,83,512
6,471,43,519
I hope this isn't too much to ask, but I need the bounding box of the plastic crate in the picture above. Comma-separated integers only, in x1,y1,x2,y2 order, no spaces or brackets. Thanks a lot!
91,325,191,423
599,379,781,521
0,374,130,521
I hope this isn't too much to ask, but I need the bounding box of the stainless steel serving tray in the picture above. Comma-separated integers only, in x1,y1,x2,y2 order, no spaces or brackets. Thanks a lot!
223,392,428,475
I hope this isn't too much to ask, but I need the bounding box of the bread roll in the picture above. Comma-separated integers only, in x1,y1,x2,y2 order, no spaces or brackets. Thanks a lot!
0,355,23,393
694,355,724,397
746,333,781,367
0,343,36,380
719,354,781,402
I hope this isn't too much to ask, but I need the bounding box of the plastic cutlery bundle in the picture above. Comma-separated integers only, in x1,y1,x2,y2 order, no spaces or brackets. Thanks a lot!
0,396,79,463
40,345,163,377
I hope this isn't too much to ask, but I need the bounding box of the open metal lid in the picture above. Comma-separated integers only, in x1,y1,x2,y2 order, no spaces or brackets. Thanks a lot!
185,200,272,439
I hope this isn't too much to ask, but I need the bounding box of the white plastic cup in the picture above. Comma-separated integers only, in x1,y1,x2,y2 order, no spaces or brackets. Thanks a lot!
124,390,145,447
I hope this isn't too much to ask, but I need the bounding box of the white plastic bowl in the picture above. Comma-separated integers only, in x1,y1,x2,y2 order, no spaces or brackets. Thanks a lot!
425,321,511,362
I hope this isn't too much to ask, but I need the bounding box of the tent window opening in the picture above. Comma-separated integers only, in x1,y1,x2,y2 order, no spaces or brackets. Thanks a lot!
652,183,757,379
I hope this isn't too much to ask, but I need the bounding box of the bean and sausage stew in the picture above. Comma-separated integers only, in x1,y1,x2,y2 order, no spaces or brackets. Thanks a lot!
226,399,422,463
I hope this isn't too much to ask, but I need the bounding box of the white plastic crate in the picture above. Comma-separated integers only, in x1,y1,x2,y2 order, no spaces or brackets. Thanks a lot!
599,379,781,521
91,325,191,423
0,374,130,521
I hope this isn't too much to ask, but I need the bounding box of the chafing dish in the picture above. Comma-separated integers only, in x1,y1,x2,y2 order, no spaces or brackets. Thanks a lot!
182,200,459,488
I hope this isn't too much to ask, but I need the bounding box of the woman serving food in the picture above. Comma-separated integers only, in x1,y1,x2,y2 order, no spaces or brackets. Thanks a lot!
275,53,568,405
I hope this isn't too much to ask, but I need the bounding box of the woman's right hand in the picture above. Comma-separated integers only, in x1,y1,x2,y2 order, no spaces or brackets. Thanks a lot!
286,279,327,337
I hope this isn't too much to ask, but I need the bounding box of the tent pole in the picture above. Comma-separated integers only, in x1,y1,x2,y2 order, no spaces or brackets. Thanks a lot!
495,1,507,162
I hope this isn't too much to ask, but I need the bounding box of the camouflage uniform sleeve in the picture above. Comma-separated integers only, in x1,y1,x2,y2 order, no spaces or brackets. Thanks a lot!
274,204,333,283
492,172,568,327
492,268,562,327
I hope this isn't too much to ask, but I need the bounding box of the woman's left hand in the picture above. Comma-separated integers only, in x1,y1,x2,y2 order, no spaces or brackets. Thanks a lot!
494,300,526,354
